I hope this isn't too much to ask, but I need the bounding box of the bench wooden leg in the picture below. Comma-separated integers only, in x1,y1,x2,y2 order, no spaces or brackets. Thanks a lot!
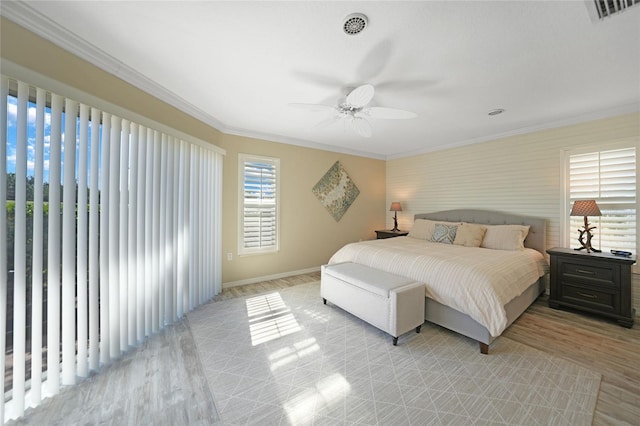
415,325,421,334
479,342,489,355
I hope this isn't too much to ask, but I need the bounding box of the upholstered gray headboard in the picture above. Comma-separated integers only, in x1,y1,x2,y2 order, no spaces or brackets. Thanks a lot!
414,209,547,255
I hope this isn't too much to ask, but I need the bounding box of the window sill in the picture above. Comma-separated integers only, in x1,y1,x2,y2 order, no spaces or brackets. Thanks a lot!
238,249,280,257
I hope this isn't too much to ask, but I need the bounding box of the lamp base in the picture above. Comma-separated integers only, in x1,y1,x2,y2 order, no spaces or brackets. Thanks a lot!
390,213,399,232
575,222,601,253
574,246,602,253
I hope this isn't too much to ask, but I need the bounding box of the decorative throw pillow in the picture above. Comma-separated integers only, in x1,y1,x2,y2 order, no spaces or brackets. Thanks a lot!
453,223,487,247
431,224,458,244
408,219,437,240
481,224,530,250
409,219,462,240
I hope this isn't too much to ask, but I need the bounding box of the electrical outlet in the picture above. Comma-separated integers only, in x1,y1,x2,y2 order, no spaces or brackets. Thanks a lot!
227,252,233,261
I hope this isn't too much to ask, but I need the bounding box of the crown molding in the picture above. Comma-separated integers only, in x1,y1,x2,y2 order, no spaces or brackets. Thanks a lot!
1,0,227,133
224,126,387,160
388,102,640,160
2,59,227,155
1,1,385,159
5,1,635,162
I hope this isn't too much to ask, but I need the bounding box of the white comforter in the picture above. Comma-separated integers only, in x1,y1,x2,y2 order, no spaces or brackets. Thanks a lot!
328,237,548,337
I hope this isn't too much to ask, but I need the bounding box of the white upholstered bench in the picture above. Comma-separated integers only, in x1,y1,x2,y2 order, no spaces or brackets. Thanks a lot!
321,262,425,345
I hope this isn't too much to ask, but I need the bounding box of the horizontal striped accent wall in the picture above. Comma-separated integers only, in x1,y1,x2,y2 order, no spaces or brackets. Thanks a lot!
387,112,640,313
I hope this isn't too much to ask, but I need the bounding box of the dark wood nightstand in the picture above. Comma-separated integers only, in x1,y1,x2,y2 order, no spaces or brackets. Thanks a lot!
375,230,409,239
547,247,636,328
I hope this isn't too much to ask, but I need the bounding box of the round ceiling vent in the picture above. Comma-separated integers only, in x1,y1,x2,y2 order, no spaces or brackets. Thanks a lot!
343,13,368,35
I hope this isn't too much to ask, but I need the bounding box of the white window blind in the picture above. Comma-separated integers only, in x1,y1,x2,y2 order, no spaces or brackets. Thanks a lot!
1,75,223,422
238,154,279,255
568,147,637,253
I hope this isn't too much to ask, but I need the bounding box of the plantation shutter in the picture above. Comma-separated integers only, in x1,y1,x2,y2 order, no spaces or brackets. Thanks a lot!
568,147,637,252
239,155,279,254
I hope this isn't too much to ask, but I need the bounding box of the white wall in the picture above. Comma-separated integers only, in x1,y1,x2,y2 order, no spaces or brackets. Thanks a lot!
387,112,640,313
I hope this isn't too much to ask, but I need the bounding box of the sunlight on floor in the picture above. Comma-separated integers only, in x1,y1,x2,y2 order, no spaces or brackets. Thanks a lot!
246,292,301,345
268,337,320,371
302,308,331,323
284,373,351,424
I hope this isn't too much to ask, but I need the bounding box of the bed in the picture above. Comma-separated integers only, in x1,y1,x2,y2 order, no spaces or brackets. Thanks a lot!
328,209,548,354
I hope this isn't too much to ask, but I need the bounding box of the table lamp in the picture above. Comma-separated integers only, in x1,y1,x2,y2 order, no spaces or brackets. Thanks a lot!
570,199,602,253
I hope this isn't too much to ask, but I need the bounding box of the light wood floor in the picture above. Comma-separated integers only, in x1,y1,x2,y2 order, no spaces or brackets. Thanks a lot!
8,271,637,425
7,319,219,425
222,272,639,426
213,271,321,302
503,296,640,426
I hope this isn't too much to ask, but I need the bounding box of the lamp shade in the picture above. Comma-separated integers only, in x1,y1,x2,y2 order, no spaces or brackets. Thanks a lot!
389,202,402,212
570,200,602,217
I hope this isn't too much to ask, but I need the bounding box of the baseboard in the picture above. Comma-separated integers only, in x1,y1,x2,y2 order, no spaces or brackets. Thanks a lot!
222,266,321,289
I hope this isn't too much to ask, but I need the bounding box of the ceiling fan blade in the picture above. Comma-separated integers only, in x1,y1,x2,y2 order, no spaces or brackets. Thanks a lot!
365,107,417,119
352,117,372,138
346,84,375,108
313,115,340,129
291,70,344,88
375,79,436,93
288,103,336,113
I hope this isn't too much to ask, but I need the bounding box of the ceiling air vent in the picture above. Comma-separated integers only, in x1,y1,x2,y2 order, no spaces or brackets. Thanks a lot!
343,13,368,35
587,0,639,21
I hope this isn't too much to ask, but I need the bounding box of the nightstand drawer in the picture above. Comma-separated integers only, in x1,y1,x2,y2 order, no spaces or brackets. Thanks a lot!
547,247,636,328
560,283,618,313
559,261,617,288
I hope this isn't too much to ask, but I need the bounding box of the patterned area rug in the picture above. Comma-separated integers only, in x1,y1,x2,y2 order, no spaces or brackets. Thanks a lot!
188,282,600,425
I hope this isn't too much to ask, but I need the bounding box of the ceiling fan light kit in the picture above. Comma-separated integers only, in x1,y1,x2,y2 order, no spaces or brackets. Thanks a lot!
290,14,420,138
291,83,417,138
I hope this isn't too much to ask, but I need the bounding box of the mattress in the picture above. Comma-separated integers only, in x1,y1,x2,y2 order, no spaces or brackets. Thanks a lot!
328,236,548,337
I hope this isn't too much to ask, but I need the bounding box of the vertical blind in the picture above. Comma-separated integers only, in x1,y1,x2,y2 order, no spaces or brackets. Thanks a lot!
1,75,223,422
238,154,279,254
569,147,637,252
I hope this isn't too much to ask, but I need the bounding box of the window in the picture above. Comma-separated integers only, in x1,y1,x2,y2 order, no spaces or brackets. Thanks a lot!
2,73,224,420
566,146,637,254
238,154,280,255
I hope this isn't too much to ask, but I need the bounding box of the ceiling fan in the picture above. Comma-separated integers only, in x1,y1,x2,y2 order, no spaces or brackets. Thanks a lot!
290,84,417,138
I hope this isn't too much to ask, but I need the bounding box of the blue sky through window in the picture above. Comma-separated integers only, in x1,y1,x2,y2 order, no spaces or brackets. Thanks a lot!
5,92,103,187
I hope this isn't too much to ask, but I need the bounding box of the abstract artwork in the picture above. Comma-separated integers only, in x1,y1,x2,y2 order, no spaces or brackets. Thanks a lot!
312,161,360,222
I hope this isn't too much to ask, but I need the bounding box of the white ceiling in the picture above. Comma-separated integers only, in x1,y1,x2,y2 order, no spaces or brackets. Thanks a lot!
4,1,640,159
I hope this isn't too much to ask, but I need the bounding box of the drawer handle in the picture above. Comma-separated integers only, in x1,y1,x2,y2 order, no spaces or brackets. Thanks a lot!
576,269,596,276
577,292,597,299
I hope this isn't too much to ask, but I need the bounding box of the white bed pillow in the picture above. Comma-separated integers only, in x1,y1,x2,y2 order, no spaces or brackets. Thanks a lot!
453,223,487,247
408,219,435,240
481,224,530,250
408,219,461,240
